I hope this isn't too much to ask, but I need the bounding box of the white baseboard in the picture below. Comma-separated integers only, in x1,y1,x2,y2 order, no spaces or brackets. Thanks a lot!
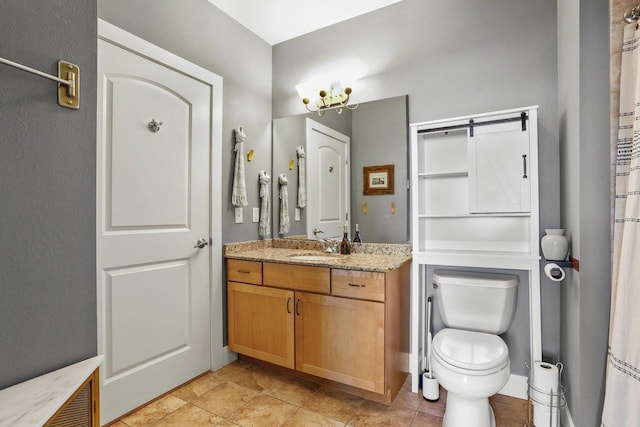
498,374,528,399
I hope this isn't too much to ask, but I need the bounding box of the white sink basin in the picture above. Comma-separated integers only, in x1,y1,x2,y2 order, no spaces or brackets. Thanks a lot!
289,255,336,261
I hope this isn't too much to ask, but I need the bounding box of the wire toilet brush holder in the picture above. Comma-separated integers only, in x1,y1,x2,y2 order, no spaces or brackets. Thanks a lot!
524,362,566,427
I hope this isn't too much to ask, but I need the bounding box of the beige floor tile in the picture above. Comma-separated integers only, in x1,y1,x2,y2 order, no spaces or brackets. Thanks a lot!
114,360,529,427
263,374,320,406
226,394,298,426
489,394,529,427
120,394,187,427
213,359,251,378
302,387,364,423
348,400,416,427
416,387,446,418
220,364,278,392
391,386,423,411
191,381,259,417
281,407,346,427
153,403,223,426
410,411,442,427
172,371,225,402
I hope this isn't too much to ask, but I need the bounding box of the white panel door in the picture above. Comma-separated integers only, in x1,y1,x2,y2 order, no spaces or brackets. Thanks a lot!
97,38,211,423
468,121,531,213
306,119,350,240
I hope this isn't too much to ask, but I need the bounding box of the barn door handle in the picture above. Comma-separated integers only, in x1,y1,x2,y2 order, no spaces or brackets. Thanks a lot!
522,155,528,179
194,238,209,249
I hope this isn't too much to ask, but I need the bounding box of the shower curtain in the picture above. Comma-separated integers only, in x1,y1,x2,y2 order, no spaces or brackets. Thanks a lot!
601,22,640,426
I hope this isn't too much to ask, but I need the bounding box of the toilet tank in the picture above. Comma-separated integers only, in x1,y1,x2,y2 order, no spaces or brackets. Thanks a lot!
433,270,518,334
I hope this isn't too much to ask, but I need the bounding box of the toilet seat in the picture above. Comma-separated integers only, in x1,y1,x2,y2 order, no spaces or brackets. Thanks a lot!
433,329,509,375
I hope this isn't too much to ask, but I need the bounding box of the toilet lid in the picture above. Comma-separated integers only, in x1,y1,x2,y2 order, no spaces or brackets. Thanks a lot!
433,329,509,372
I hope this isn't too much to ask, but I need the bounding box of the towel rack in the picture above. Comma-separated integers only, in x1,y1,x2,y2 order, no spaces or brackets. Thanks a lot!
0,57,80,109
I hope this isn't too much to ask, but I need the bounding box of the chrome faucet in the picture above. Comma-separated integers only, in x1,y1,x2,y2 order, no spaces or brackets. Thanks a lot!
312,228,324,237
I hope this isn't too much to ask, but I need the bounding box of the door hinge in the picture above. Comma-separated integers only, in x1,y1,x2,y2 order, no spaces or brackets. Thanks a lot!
406,179,411,190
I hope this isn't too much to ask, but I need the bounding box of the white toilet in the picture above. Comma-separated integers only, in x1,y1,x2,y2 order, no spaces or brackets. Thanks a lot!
431,270,519,427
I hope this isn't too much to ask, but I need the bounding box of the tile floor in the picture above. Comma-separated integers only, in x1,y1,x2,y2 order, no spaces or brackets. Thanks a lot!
110,359,529,426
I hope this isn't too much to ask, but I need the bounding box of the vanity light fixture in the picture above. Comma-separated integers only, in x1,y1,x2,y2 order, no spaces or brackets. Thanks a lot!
300,81,358,116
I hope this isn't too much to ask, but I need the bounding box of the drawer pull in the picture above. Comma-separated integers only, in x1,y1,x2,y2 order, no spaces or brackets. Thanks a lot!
236,269,251,274
286,297,291,314
348,283,366,288
295,299,301,316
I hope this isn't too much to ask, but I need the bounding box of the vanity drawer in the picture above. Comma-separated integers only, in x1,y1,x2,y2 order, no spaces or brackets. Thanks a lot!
331,269,385,302
227,259,262,285
263,262,330,294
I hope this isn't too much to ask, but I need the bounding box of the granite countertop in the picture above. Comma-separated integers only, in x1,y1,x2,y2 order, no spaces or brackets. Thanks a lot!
0,355,103,427
225,239,412,272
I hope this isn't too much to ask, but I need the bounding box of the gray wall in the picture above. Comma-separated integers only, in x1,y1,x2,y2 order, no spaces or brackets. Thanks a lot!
558,0,611,425
99,0,272,245
274,0,561,371
0,1,97,389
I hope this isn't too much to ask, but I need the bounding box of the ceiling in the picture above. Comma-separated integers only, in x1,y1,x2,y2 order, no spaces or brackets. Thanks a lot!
208,0,404,45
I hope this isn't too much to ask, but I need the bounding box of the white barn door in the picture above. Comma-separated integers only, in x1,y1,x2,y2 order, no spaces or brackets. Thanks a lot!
97,21,225,423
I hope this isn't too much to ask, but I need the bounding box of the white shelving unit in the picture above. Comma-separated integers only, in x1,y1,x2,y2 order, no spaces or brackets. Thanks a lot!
409,106,541,393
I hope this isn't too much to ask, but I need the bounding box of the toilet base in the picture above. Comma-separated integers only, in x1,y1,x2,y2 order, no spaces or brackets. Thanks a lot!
442,392,496,427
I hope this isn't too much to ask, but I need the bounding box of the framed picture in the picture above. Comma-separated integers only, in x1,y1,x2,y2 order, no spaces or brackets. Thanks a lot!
363,164,394,195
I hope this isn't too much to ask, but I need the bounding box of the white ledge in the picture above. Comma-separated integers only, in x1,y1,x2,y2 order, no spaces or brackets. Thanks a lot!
0,355,103,427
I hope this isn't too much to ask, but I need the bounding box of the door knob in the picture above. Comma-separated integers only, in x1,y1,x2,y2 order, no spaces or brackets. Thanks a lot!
194,238,209,249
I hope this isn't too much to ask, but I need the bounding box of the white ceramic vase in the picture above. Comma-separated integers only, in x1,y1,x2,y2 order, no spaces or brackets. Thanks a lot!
541,229,569,261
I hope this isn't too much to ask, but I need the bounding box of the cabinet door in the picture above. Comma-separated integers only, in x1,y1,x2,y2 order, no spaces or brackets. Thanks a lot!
227,282,295,369
468,120,530,213
295,293,385,393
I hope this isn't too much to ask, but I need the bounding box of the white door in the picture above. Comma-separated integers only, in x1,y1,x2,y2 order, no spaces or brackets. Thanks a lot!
97,31,217,423
468,120,531,213
306,119,350,240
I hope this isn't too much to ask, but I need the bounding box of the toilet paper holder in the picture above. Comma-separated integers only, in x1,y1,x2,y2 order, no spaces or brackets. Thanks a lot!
525,362,566,427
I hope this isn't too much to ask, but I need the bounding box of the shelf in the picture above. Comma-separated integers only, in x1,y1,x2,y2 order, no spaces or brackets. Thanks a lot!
413,249,540,271
418,171,468,179
545,260,571,267
418,213,532,218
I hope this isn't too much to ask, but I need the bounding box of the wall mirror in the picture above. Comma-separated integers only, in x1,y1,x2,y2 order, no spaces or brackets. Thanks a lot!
272,95,409,243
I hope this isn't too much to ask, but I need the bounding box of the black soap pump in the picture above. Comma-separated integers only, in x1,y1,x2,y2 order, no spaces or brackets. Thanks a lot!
339,223,351,255
353,223,362,243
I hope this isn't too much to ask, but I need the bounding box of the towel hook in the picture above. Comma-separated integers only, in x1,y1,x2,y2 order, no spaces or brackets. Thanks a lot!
148,119,163,133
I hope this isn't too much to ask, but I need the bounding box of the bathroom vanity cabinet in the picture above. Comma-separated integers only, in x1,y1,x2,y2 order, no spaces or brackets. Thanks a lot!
409,106,542,395
226,257,410,403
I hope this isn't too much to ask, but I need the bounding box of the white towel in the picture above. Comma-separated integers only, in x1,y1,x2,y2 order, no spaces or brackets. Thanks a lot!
296,145,307,208
279,173,290,235
258,171,271,237
231,126,248,206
